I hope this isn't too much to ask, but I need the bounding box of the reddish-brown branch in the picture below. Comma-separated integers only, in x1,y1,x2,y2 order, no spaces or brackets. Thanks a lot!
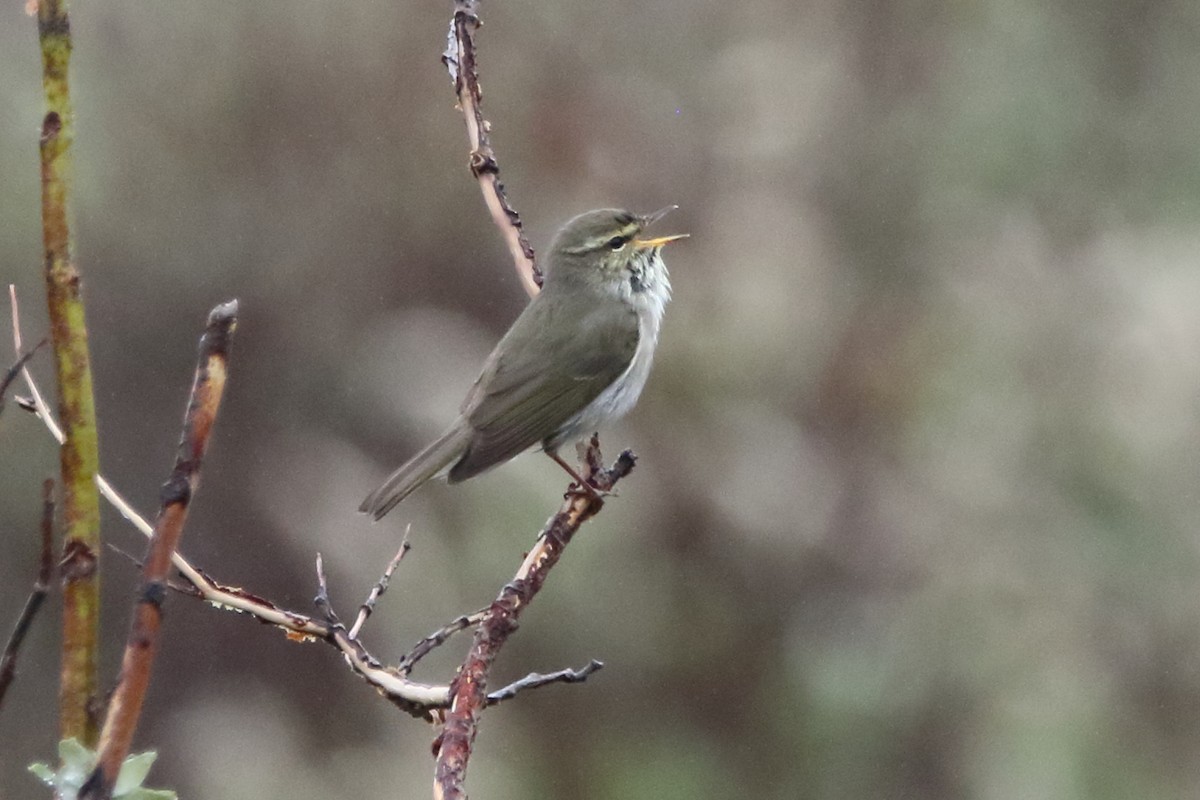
80,301,237,800
15,290,614,729
443,0,540,296
10,307,470,718
434,440,636,800
0,479,56,709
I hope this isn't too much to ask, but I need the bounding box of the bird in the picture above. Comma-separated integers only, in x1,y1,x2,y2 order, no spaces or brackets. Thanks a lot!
359,206,686,520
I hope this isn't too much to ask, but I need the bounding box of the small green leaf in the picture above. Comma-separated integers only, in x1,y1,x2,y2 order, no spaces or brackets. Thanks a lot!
58,737,94,769
114,751,157,794
28,762,55,784
29,740,175,800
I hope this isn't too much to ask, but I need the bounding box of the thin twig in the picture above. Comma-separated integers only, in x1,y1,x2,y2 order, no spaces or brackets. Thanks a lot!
13,287,357,646
486,660,604,705
0,338,45,417
14,296,530,722
103,543,201,597
401,610,488,672
434,438,637,800
10,296,602,726
81,302,237,800
313,553,340,625
36,0,104,746
0,479,56,710
313,553,452,715
12,287,143,537
14,291,327,632
13,333,452,715
348,529,411,640
443,0,540,296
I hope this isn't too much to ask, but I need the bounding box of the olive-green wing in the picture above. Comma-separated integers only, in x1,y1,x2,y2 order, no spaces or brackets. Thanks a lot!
449,295,638,482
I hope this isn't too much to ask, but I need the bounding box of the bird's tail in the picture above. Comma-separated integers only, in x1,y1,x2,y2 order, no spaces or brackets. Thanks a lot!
359,421,472,520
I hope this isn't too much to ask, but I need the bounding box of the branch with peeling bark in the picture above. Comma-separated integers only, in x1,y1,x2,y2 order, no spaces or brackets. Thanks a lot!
80,301,237,800
10,4,638,796
434,440,635,800
10,311,450,715
443,0,540,297
10,288,616,725
434,5,648,796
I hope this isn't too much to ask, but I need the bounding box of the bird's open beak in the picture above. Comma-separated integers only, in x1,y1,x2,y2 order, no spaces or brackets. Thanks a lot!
633,233,689,249
635,205,688,248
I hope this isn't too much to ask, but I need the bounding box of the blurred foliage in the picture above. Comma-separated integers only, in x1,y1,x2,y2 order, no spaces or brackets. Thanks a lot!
4,0,1200,798
29,739,176,800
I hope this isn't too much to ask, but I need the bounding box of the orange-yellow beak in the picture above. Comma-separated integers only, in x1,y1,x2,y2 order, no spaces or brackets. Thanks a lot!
633,233,689,249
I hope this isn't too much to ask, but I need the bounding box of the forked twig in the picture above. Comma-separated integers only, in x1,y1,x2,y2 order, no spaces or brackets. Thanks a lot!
10,285,150,541
401,610,487,672
312,554,458,714
11,291,461,717
11,8,627,778
434,438,636,800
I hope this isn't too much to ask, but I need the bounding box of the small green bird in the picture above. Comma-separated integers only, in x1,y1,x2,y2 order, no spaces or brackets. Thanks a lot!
359,207,686,519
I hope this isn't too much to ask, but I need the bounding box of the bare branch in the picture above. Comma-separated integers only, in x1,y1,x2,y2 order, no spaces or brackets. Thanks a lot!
443,0,540,296
0,479,56,710
13,341,454,715
401,609,487,671
486,660,604,705
81,301,237,800
14,286,153,547
12,293,613,738
348,529,411,640
314,553,453,717
434,438,637,800
313,553,340,624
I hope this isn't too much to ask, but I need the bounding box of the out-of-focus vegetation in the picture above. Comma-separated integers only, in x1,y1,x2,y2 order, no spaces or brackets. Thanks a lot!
4,1,1200,797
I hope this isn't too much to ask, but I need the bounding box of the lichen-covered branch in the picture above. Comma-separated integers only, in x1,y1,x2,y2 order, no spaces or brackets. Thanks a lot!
443,0,540,296
36,0,104,747
434,440,636,800
80,302,237,800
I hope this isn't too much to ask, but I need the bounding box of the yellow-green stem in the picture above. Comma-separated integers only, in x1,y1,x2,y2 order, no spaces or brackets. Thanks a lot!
38,0,101,746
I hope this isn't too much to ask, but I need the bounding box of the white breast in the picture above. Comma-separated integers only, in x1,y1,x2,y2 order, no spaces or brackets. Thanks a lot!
554,250,671,446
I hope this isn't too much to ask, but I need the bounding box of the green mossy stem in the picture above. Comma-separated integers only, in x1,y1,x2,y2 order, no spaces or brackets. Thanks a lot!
38,0,102,748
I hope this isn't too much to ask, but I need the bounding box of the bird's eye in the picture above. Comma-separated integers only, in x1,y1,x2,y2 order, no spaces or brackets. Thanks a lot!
607,235,629,250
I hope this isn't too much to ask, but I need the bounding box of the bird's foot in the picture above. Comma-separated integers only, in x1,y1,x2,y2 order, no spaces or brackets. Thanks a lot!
547,450,616,502
567,481,617,502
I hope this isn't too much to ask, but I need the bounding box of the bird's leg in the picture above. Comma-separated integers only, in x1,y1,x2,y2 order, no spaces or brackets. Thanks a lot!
546,450,614,501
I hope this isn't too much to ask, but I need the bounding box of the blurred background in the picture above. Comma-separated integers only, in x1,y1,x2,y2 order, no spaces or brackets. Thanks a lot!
3,0,1200,797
